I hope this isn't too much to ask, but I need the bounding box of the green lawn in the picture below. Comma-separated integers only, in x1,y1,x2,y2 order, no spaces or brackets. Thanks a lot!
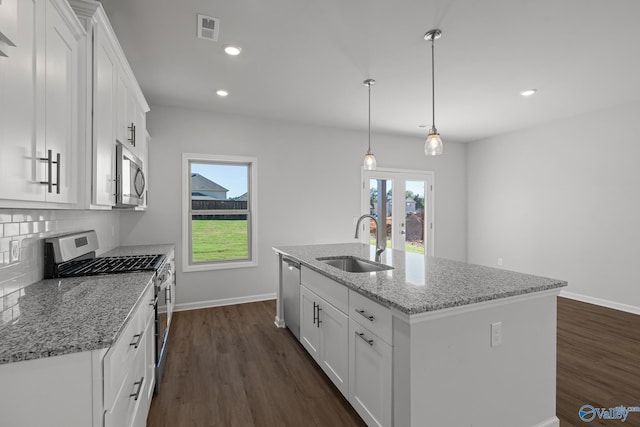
192,219,248,261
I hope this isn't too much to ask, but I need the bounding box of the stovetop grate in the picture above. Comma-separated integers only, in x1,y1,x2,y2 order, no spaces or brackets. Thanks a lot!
56,254,165,277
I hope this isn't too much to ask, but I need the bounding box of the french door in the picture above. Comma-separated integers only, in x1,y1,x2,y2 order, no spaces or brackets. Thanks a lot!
361,169,434,256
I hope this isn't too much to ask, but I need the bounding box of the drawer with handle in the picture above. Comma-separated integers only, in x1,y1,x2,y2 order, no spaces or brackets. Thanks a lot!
349,289,392,345
104,332,147,427
103,284,153,409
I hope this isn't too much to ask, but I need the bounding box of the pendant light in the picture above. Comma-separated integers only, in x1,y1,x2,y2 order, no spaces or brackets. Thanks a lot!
424,29,443,156
363,79,377,170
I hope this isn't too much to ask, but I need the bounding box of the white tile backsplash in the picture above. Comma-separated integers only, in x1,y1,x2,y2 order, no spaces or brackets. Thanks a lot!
0,209,120,326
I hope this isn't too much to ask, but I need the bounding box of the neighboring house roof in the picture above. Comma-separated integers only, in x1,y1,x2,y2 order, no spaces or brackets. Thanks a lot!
191,173,229,193
233,192,248,201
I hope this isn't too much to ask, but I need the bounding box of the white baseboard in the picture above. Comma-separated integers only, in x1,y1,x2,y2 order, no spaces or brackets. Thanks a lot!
560,291,640,315
174,293,277,312
532,416,559,427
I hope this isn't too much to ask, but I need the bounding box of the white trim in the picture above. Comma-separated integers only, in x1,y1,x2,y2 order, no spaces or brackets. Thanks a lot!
392,288,562,324
274,316,285,328
531,416,559,427
181,153,258,273
173,293,276,312
560,291,640,315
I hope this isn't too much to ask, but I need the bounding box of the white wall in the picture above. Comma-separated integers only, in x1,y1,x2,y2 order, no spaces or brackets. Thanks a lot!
467,102,640,312
120,105,467,309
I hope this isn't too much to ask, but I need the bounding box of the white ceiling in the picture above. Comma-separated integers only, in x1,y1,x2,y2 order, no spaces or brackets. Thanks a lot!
100,0,640,143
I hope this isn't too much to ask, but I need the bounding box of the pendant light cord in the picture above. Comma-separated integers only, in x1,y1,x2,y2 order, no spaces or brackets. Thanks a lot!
431,38,436,130
368,83,372,151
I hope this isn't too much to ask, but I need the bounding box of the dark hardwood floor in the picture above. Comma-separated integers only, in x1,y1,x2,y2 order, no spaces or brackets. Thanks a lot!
147,300,366,427
557,297,640,427
148,297,640,427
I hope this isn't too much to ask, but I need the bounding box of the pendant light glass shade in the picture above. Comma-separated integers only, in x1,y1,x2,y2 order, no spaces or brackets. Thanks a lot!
364,149,377,170
424,128,443,156
424,29,443,156
363,79,377,170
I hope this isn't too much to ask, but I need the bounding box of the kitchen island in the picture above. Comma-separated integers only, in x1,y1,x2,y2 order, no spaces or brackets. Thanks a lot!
274,243,567,427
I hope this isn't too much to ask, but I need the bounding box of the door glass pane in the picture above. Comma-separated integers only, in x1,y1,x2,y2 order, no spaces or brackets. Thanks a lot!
404,181,425,254
369,179,392,249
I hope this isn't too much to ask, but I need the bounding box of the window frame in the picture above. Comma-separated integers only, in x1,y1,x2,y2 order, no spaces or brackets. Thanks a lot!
182,153,258,272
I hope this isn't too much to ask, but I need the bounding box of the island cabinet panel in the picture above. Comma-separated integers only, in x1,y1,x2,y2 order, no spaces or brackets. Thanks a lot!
349,318,392,427
300,283,349,397
393,292,559,427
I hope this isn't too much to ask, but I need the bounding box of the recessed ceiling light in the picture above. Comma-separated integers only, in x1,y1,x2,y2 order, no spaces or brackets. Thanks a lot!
216,89,229,97
520,89,537,97
224,45,242,56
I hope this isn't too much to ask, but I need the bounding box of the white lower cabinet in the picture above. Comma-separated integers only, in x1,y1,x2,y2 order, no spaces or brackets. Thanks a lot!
349,318,392,427
0,282,156,427
104,283,155,427
298,266,393,426
300,284,349,397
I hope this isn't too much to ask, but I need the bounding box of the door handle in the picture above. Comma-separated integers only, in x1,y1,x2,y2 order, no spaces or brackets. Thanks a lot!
129,377,144,400
312,302,317,325
356,331,374,346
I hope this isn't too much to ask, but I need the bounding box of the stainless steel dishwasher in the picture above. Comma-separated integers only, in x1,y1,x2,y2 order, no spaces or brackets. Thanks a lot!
282,257,301,339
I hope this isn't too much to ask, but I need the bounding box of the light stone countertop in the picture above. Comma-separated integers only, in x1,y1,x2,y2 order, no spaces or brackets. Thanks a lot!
0,244,174,365
274,243,567,315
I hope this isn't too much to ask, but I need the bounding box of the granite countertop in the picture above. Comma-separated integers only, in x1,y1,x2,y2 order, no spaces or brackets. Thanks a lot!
0,244,174,365
274,243,567,315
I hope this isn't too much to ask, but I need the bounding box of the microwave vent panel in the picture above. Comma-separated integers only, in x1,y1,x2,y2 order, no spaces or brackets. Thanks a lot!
197,14,220,41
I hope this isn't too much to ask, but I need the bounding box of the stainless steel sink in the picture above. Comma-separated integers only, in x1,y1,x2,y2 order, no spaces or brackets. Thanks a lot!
316,256,393,273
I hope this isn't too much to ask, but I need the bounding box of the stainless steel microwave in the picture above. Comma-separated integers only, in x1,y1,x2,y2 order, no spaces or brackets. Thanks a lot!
115,142,146,207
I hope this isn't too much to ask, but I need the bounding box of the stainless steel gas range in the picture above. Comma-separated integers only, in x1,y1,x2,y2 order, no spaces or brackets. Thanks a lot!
44,230,175,394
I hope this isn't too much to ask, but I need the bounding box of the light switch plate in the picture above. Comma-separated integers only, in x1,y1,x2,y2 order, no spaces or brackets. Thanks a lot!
491,322,502,347
10,240,19,263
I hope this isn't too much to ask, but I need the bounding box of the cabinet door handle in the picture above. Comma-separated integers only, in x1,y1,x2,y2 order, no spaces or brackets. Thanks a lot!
312,302,317,325
356,309,375,321
128,122,136,147
129,332,143,349
129,377,144,401
356,331,374,346
39,150,59,193
316,306,322,328
54,152,60,194
39,149,53,192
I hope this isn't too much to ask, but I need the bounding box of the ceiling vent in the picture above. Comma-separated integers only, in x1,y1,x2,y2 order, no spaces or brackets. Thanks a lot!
197,14,220,41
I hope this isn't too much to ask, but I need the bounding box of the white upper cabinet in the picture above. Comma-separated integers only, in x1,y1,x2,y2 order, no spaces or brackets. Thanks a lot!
0,0,40,202
0,0,18,56
43,0,81,203
0,0,83,207
70,0,149,209
92,19,118,206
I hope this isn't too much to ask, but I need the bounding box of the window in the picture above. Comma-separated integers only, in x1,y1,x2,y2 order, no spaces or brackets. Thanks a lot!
182,153,258,271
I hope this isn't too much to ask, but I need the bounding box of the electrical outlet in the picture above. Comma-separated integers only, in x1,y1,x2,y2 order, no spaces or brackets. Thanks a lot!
10,240,20,263
491,322,502,347
497,258,503,266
